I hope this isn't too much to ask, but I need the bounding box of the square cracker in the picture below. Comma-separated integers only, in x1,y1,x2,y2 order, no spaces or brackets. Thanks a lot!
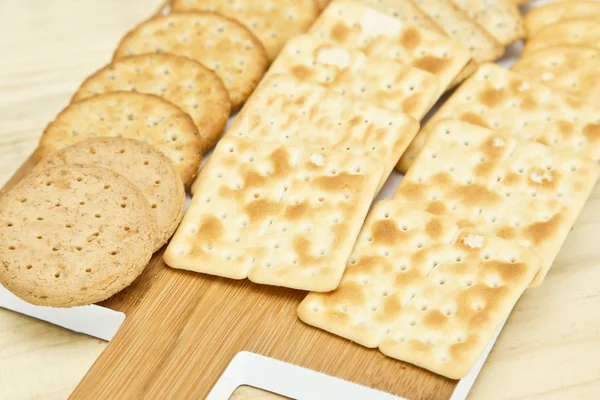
451,0,525,45
394,119,518,228
477,140,600,286
395,119,600,287
224,74,420,192
298,201,541,379
165,136,384,291
411,0,504,65
266,34,441,120
357,0,482,86
308,0,471,98
397,63,600,172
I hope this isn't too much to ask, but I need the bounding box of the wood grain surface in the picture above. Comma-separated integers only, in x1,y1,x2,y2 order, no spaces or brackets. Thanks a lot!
1,1,600,400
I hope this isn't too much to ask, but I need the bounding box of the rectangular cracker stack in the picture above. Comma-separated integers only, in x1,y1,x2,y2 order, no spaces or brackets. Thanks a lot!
394,119,600,286
308,0,471,98
265,35,441,120
411,0,504,72
224,74,420,192
298,200,541,379
165,136,383,292
357,0,481,85
451,0,525,45
398,63,600,172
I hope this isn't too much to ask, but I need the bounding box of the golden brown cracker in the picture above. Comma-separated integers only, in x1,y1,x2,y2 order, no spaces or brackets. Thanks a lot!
171,0,320,60
72,54,231,152
114,12,269,110
452,0,525,45
39,92,201,186
0,165,155,307
524,1,600,36
35,138,186,251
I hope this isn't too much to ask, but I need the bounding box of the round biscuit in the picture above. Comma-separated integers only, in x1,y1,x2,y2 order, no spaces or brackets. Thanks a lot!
72,54,231,152
34,138,186,251
171,0,320,61
39,91,201,186
0,165,155,308
113,12,269,110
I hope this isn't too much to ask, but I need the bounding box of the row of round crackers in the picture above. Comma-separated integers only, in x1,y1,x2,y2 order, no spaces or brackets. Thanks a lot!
0,137,186,308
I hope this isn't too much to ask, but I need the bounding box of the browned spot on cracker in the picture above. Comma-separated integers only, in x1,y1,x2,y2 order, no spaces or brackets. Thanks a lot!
425,219,445,239
413,56,448,75
400,28,422,50
478,87,505,108
584,123,600,142
497,226,516,240
291,65,315,81
371,219,404,245
283,202,311,221
525,214,562,246
244,199,283,221
197,215,223,241
331,23,349,42
460,112,490,129
423,309,448,327
312,172,363,192
293,236,318,266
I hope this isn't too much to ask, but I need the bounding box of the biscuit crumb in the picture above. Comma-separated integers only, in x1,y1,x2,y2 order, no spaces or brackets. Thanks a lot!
310,153,327,166
463,234,484,249
317,47,351,69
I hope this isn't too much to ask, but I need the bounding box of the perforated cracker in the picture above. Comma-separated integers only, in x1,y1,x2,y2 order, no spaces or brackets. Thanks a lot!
38,92,202,186
452,0,525,45
523,19,600,58
524,1,600,36
394,120,517,227
165,136,383,291
476,141,600,286
412,0,504,64
220,75,419,193
71,54,231,152
171,0,319,61
512,46,600,103
298,201,540,378
358,0,444,34
308,0,471,97
265,35,440,120
113,12,269,110
397,119,600,286
35,137,186,252
0,165,155,308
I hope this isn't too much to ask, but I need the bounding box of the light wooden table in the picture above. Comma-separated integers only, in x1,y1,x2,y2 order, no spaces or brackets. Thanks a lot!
1,1,599,399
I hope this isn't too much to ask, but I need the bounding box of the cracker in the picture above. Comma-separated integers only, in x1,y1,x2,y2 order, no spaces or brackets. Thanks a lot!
524,1,600,36
512,46,600,102
298,201,540,378
394,119,518,228
113,12,269,110
170,0,319,61
71,54,231,152
165,136,383,291
34,138,186,252
522,19,600,58
396,119,600,286
0,165,155,308
358,0,445,34
452,0,525,45
412,0,504,64
477,140,600,286
265,35,440,119
308,0,471,98
39,92,201,186
221,74,420,192
398,63,600,171
358,0,487,87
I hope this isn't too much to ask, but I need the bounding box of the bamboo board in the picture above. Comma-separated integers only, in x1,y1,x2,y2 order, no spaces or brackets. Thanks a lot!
2,153,457,399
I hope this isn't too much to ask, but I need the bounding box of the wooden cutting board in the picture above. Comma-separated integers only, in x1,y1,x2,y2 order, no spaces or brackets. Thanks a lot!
2,153,458,399
4,149,598,399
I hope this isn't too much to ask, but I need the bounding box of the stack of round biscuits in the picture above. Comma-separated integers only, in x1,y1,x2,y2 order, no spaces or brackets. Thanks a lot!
0,0,326,307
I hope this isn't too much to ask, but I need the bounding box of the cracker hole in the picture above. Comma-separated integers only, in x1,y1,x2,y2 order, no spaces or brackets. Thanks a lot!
124,226,130,231
37,217,44,221
6,223,13,227
36,235,42,240
54,272,61,278
94,213,101,218
151,204,157,209
85,268,91,273
65,224,72,228
8,246,15,250
121,203,127,208
26,265,32,270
